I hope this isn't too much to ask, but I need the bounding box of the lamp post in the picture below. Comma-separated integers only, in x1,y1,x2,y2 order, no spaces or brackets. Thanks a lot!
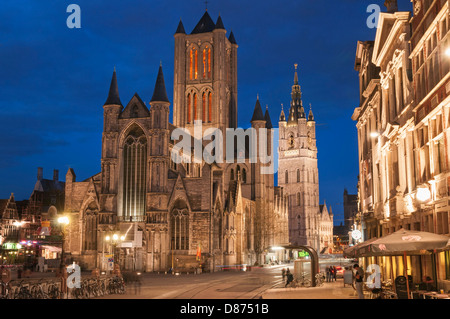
57,216,70,267
105,233,125,271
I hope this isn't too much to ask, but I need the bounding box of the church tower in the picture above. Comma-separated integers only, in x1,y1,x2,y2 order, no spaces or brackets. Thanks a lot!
173,11,238,135
278,65,320,251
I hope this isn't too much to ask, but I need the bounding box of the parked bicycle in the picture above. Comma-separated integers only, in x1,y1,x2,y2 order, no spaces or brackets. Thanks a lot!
315,272,326,287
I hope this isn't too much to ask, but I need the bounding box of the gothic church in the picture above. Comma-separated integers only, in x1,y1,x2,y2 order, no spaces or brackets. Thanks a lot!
63,11,291,272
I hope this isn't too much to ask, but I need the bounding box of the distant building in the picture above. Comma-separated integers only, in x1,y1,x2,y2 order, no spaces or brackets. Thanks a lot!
343,189,358,230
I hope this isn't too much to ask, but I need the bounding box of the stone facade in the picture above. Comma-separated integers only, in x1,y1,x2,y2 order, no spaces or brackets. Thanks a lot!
352,0,450,289
63,11,289,272
278,65,333,253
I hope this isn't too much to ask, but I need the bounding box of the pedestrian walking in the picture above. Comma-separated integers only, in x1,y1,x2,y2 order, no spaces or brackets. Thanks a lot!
326,266,331,282
285,271,294,288
333,266,337,282
353,264,365,299
281,268,286,281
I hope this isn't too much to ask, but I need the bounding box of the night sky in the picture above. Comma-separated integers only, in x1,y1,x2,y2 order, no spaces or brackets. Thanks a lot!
0,0,412,225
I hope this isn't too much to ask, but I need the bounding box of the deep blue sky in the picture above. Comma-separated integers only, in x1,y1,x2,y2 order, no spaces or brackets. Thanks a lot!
0,0,411,225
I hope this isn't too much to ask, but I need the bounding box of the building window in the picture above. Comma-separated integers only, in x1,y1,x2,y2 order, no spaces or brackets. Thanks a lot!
297,169,300,183
187,93,191,123
171,204,189,251
193,93,198,121
122,126,147,220
202,92,206,123
242,169,247,184
208,92,212,123
285,170,289,184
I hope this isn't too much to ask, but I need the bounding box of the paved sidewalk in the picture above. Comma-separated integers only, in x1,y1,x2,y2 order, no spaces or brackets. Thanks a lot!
261,279,358,299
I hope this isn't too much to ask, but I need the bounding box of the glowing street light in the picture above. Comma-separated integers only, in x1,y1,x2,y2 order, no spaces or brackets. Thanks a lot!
416,187,431,202
58,215,70,267
445,47,450,57
370,132,380,138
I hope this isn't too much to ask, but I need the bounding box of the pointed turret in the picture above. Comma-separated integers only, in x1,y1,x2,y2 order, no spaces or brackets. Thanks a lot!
279,104,286,122
308,104,315,121
104,68,122,106
215,15,225,30
251,95,265,123
150,64,170,103
175,19,186,34
294,63,299,85
228,30,237,45
264,105,273,129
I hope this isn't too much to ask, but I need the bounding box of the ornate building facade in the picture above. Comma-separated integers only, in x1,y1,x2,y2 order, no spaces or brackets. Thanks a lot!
63,11,289,272
278,65,333,254
352,0,450,289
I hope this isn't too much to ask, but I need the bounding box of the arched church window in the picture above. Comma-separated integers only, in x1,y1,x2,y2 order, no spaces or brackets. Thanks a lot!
289,134,295,149
297,169,300,183
202,92,206,123
170,201,189,250
208,92,212,123
285,170,289,184
121,126,147,221
230,169,235,180
208,48,211,78
187,93,191,123
242,169,247,184
297,193,301,206
193,93,198,121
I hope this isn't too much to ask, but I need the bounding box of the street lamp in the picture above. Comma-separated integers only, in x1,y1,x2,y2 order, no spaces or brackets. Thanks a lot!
105,233,125,271
445,47,450,57
58,216,70,267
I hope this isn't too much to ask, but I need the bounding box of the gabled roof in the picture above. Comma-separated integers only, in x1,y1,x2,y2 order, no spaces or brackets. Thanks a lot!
104,69,123,106
150,65,170,103
120,93,150,119
372,11,410,66
191,11,216,34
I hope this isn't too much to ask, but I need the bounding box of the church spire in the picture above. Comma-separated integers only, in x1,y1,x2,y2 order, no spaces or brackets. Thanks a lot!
294,63,299,85
150,64,170,103
104,68,122,106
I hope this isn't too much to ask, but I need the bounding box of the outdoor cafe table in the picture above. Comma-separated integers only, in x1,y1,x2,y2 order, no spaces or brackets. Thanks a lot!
413,291,450,299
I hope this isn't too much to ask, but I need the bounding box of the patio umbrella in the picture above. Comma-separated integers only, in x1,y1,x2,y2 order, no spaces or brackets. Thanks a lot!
352,230,449,299
343,237,378,258
354,230,450,257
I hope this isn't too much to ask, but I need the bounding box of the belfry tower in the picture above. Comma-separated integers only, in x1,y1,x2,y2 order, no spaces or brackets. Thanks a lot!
278,65,320,250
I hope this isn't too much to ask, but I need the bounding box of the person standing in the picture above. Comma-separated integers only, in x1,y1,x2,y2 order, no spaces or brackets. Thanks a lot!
354,264,365,299
333,266,337,282
326,266,331,282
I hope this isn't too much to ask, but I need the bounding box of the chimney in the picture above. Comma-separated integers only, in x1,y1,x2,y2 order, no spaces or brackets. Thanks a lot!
384,0,398,13
53,169,59,182
37,167,43,181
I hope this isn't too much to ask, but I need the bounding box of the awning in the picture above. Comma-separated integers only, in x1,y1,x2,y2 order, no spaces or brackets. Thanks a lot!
41,245,62,253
